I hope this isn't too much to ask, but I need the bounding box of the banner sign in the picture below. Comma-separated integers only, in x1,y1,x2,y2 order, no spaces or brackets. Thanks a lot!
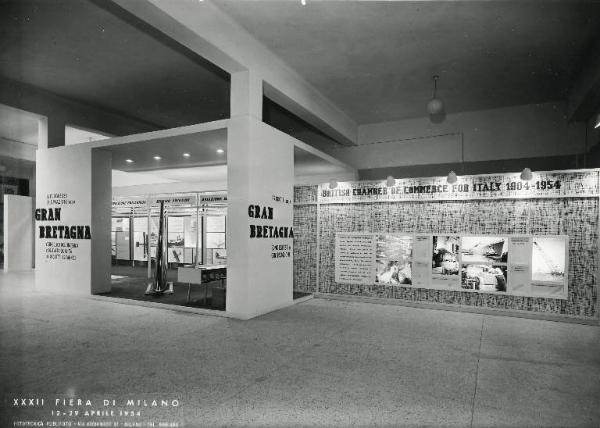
335,232,568,299
112,194,227,208
199,194,227,203
319,170,599,203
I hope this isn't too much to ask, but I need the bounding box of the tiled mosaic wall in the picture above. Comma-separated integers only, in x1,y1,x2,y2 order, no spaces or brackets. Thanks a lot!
294,185,598,319
293,186,318,292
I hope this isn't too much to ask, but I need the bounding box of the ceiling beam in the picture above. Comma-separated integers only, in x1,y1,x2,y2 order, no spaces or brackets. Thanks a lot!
109,0,358,145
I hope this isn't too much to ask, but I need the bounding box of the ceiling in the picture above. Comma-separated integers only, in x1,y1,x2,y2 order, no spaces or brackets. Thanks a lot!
216,0,600,124
105,129,228,172
2,0,598,152
0,0,230,129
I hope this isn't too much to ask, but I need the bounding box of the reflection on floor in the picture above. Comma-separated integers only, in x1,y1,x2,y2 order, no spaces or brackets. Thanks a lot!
108,265,312,310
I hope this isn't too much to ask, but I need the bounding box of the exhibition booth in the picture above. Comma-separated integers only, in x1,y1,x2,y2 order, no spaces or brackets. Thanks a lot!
293,169,599,323
30,117,356,319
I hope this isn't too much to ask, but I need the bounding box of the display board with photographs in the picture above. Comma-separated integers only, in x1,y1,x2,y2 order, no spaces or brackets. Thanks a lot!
334,232,568,299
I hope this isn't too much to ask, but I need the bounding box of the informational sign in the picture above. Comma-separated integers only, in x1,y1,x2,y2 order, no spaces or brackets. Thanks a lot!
36,194,91,263
248,203,294,260
318,170,599,203
199,193,227,203
334,232,568,299
335,233,376,284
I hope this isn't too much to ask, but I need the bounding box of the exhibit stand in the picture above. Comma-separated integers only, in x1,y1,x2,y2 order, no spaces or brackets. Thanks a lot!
34,116,298,320
293,169,599,322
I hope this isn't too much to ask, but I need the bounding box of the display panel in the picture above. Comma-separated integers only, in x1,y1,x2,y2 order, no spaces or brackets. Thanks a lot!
206,232,226,249
333,232,568,299
206,216,226,232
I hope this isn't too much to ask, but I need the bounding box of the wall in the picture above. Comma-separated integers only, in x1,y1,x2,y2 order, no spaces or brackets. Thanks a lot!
328,102,586,174
293,174,599,321
3,195,33,271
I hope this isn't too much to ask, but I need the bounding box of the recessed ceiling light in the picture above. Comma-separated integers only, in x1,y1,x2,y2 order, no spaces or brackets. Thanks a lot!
216,149,224,154
153,156,162,160
125,159,134,163
183,153,191,158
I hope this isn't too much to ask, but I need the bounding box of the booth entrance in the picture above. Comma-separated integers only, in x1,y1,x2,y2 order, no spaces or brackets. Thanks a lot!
109,192,228,310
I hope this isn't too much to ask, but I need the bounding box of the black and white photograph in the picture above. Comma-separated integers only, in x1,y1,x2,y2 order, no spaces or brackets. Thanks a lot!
432,235,460,276
461,264,508,292
461,236,508,264
532,236,567,286
1,0,599,427
375,234,412,285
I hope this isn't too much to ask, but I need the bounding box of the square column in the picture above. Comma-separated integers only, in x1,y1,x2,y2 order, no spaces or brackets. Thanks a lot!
226,116,295,319
231,70,263,120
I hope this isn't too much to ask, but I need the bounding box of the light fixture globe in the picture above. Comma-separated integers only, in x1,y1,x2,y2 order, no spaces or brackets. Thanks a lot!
446,171,458,184
386,175,395,187
427,75,446,121
329,179,338,189
520,168,533,181
427,97,444,115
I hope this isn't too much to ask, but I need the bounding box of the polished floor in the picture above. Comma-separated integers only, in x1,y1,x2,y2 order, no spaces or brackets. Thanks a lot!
1,270,599,427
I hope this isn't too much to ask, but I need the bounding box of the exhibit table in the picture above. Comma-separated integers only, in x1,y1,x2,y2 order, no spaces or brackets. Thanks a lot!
177,264,227,305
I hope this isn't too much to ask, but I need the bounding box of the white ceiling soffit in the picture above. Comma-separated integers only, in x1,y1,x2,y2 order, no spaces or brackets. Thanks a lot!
65,125,112,146
0,103,41,145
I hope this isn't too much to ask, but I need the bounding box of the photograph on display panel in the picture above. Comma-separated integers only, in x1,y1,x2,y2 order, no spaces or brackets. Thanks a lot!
375,235,412,285
531,236,567,296
461,236,508,264
432,236,460,275
461,264,507,292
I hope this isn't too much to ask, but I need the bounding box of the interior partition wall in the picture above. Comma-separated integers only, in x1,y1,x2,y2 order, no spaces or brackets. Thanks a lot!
293,169,599,322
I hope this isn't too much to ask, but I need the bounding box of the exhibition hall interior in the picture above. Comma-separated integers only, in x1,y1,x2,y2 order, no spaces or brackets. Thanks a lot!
1,1,600,427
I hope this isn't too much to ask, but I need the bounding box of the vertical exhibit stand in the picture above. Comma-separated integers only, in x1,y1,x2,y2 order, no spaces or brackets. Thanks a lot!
227,116,295,319
35,145,112,295
3,195,33,271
